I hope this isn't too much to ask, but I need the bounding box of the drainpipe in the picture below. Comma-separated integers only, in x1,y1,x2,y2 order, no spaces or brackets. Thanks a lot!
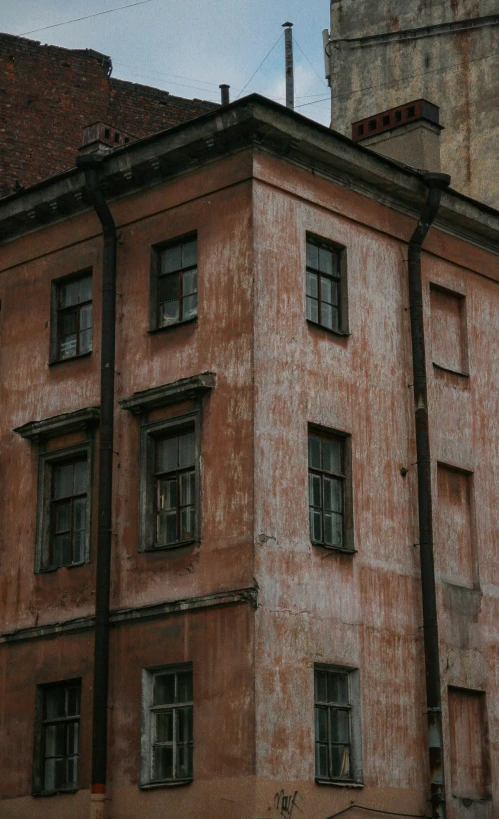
76,153,117,819
408,172,450,819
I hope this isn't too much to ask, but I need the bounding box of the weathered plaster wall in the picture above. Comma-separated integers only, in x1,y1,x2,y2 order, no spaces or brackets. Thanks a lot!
329,0,499,207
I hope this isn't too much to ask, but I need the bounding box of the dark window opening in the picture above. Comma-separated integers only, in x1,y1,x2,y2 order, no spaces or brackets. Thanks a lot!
105,128,110,139
155,237,197,329
368,119,377,132
357,124,364,137
155,428,196,548
395,110,402,123
306,237,343,333
382,115,390,127
38,681,81,793
55,273,92,361
308,430,347,550
48,457,88,570
147,667,193,783
406,106,416,118
315,668,354,782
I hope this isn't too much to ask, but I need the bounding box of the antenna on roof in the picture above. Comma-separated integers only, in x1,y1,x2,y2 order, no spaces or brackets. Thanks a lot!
282,22,294,110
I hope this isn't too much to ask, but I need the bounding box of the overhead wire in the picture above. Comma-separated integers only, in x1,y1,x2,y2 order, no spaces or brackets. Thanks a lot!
235,32,284,100
18,0,152,36
293,35,329,88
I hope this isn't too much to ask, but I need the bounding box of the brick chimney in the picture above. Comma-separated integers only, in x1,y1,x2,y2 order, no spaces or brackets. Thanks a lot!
352,100,443,172
79,122,136,155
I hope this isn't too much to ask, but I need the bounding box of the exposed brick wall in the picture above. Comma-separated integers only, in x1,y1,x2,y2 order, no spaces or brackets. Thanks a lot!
0,33,218,197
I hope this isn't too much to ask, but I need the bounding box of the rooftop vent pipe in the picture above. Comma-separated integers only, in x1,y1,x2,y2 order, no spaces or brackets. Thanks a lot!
219,84,230,105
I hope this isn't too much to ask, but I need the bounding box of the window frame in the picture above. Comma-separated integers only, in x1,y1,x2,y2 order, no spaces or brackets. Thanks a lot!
50,269,93,364
308,425,354,553
150,233,198,332
139,410,201,552
33,678,81,796
305,234,348,336
429,282,469,377
35,442,93,573
141,663,193,788
314,664,363,786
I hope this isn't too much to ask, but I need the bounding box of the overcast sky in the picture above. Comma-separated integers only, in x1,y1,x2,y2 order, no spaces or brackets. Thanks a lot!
2,0,332,125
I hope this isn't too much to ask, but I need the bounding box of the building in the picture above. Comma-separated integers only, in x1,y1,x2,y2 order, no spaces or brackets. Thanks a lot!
0,33,217,198
0,93,498,819
325,0,499,208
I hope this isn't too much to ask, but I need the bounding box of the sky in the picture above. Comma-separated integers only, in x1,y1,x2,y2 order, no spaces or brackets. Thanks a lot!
1,0,332,125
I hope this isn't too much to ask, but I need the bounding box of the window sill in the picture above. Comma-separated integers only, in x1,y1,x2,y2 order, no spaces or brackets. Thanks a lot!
36,561,86,574
33,788,78,797
139,778,192,790
148,316,198,335
307,319,350,339
49,351,92,367
143,538,197,553
315,778,363,788
432,362,469,378
312,543,357,556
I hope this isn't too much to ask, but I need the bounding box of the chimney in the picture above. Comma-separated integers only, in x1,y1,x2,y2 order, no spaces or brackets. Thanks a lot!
79,122,136,155
219,84,230,105
352,100,443,172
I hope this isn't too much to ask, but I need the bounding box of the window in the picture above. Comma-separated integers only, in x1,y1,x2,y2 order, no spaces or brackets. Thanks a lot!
51,271,92,361
152,235,197,329
449,688,490,800
430,284,468,375
155,428,196,547
36,444,92,571
308,428,353,551
314,666,362,784
306,236,347,334
34,680,81,794
142,665,193,785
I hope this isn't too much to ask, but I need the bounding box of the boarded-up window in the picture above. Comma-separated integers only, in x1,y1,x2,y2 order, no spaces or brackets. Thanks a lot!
430,285,467,373
437,464,475,587
449,688,490,799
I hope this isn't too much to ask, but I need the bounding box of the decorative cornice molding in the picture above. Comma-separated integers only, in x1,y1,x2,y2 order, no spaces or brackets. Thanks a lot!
14,406,100,442
1,587,257,644
120,372,215,415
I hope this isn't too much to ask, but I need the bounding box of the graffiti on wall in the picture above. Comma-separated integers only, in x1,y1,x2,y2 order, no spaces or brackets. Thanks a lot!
274,788,304,819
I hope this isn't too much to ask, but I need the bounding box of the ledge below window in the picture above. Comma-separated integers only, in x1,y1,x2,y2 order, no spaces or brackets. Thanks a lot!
49,350,92,367
315,778,364,788
307,319,350,339
148,316,198,335
139,778,192,790
144,539,197,554
33,788,79,797
432,362,469,378
312,543,357,556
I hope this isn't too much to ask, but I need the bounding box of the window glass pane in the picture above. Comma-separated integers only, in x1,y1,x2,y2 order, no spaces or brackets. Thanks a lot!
46,688,66,719
328,671,349,704
154,674,175,705
153,746,173,780
60,281,79,308
306,242,319,270
73,460,88,494
183,268,197,296
54,463,74,499
160,299,180,327
55,503,71,534
73,498,87,532
308,436,321,469
79,329,92,354
45,723,65,756
161,245,182,274
331,744,351,778
306,296,319,324
324,477,342,513
321,276,333,304
180,507,195,541
177,742,193,778
53,533,71,567
72,530,85,564
66,757,78,786
79,276,92,303
180,471,195,506
158,272,180,303
321,302,334,330
158,478,176,512
319,247,334,275
315,743,329,779
44,758,57,791
157,437,178,473
79,303,92,331
179,432,195,467
315,670,328,702
309,473,322,508
306,271,318,298
310,508,322,542
177,706,192,743
182,294,198,320
158,511,177,545
322,439,342,474
67,687,80,716
182,239,197,268
155,711,173,742
331,709,350,743
66,722,79,755
177,672,193,703
315,706,328,742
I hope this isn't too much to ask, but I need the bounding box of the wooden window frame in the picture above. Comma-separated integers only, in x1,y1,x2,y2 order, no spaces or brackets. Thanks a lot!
430,282,469,377
314,665,363,786
306,234,348,336
36,442,93,572
141,664,193,788
308,426,354,553
139,410,201,552
150,233,198,332
50,269,93,364
33,679,81,796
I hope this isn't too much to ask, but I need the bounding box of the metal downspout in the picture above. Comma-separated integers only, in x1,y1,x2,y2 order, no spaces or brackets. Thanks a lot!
407,172,450,819
76,153,117,819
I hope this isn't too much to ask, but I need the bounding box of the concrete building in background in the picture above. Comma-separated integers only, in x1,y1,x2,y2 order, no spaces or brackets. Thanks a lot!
1,92,499,819
0,33,217,198
325,0,499,207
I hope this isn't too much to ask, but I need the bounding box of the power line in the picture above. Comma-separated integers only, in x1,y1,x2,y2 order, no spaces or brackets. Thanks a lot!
18,0,152,37
293,35,328,88
296,97,330,109
235,32,284,100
